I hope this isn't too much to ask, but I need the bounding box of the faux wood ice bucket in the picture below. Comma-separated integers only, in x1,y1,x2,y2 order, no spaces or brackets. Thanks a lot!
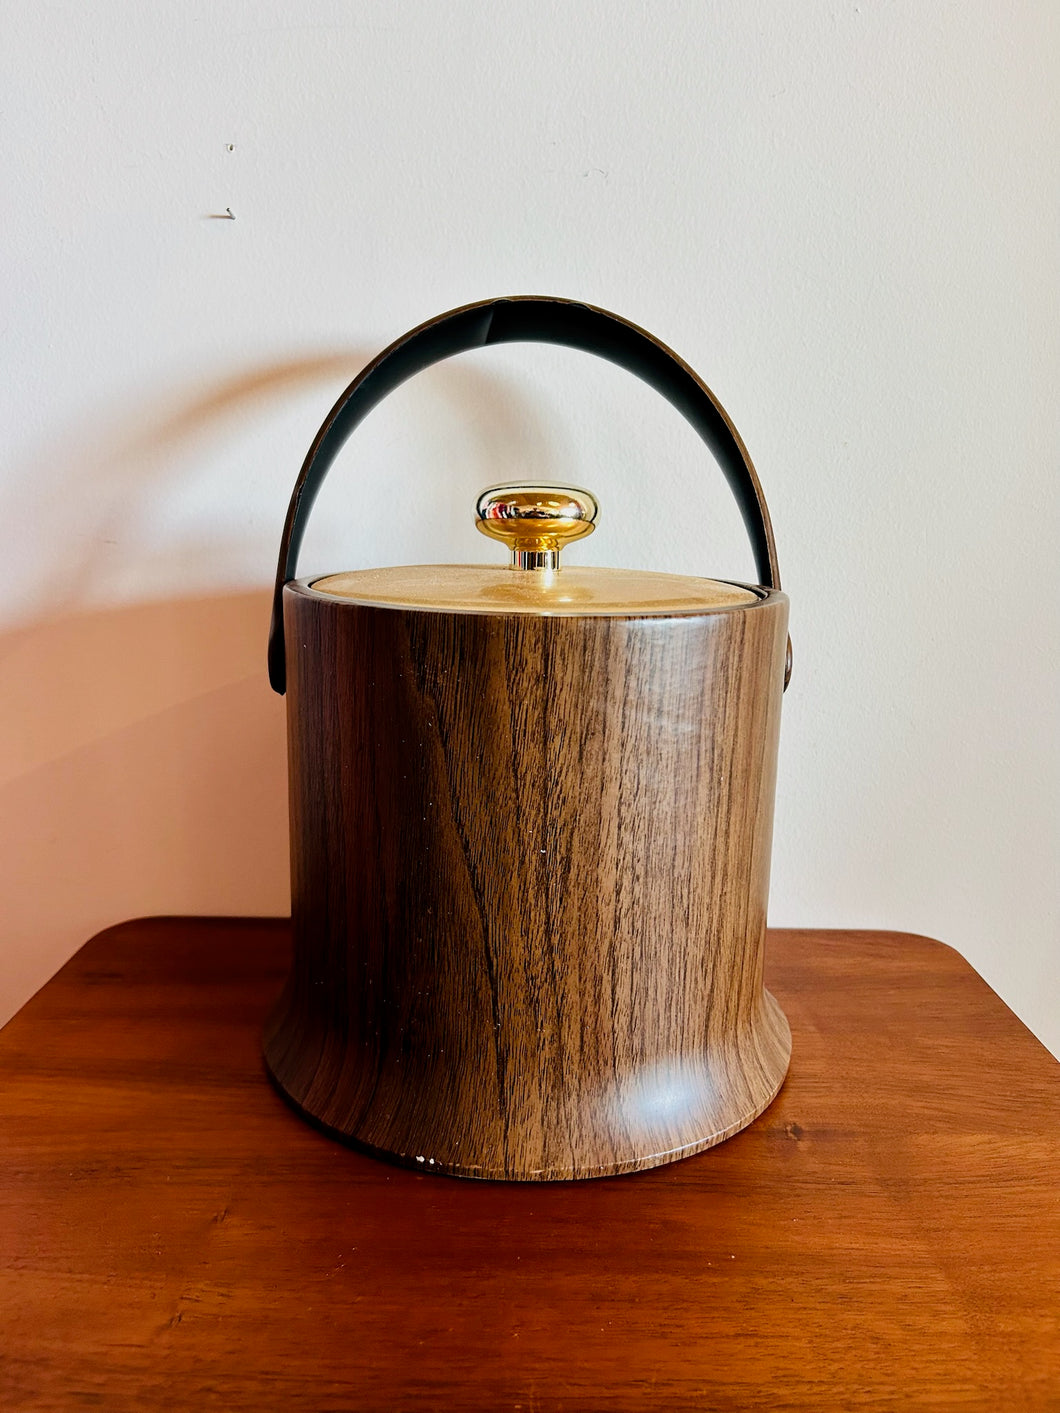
264,296,791,1181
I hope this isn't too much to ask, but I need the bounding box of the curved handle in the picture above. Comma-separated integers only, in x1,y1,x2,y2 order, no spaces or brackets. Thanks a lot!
268,295,782,693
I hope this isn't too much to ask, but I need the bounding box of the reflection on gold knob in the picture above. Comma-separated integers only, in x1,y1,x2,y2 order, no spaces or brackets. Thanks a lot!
475,483,599,571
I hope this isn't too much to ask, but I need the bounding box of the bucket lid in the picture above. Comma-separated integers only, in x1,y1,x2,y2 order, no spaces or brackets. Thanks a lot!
268,297,788,693
309,483,759,616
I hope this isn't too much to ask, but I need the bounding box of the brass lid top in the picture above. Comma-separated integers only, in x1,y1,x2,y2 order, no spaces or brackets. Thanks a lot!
475,483,598,571
309,564,759,615
307,483,760,616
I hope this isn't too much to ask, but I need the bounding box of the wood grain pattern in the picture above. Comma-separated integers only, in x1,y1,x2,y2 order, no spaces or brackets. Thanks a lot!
267,582,790,1179
1,919,1058,1411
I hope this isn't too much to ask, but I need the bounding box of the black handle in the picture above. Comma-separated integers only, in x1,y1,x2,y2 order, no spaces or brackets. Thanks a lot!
268,295,782,693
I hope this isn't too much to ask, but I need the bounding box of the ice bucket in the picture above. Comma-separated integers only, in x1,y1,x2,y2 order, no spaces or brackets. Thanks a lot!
264,296,792,1180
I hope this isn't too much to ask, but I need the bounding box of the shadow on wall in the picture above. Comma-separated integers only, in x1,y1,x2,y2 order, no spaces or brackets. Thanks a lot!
14,345,561,627
0,591,289,1027
1,355,375,1028
14,351,381,624
0,354,376,1028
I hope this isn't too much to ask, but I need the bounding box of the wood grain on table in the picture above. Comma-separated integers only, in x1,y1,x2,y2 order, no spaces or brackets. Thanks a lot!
1,919,1057,1411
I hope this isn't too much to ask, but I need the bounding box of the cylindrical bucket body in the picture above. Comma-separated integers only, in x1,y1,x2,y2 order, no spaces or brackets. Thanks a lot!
265,580,790,1180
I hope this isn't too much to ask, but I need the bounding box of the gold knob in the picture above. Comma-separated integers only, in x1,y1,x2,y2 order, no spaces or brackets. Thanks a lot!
475,483,598,571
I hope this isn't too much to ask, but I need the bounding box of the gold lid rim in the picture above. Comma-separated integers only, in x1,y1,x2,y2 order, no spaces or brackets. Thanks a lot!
296,564,775,618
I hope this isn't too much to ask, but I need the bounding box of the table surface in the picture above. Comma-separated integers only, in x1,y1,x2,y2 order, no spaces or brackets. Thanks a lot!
1,919,1057,1412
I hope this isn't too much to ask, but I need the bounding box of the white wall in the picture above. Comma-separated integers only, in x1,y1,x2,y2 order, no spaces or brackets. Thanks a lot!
2,2,1057,1053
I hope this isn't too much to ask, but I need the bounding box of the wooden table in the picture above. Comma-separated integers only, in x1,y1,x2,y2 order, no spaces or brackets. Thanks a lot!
1,920,1057,1411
